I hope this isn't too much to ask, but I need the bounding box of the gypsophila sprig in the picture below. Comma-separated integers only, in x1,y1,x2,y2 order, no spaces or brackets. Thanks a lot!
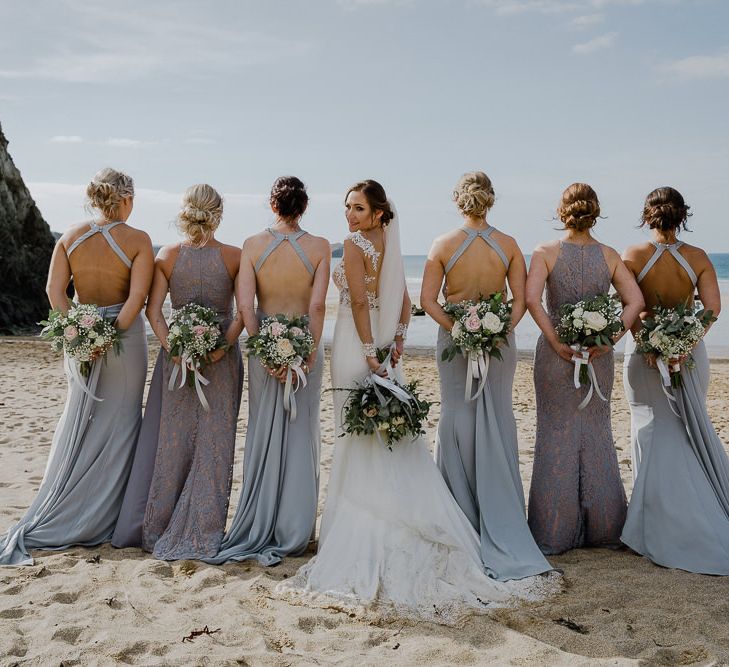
40,304,122,377
340,376,433,450
246,314,314,369
167,304,224,386
635,302,716,388
556,294,624,385
441,292,512,363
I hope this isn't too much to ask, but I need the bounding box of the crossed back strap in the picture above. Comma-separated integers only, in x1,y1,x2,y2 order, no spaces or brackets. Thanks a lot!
636,241,697,286
66,221,132,268
254,228,314,275
444,226,509,275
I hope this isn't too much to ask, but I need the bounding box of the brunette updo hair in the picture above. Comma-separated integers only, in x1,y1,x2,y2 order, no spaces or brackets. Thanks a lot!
345,179,394,227
270,176,308,220
557,183,601,231
86,167,134,220
453,171,495,218
641,187,691,232
176,184,223,247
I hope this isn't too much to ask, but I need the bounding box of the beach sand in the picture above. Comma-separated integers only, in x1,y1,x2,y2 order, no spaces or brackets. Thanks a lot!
1,338,729,666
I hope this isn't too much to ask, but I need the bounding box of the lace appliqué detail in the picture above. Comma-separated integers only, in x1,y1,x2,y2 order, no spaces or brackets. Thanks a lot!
348,231,380,271
332,260,380,310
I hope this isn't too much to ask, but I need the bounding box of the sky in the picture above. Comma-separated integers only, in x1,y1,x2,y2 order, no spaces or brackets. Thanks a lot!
1,0,728,254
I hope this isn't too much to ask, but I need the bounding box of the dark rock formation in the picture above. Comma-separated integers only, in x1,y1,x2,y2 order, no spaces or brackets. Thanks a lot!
0,123,55,333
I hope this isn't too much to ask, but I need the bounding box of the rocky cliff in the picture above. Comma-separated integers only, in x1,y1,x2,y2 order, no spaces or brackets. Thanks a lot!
0,123,55,333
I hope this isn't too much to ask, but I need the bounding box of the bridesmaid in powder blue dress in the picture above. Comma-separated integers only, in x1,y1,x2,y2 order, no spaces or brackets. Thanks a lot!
421,171,552,581
113,184,244,560
205,176,330,566
0,168,153,565
526,183,643,555
621,187,729,574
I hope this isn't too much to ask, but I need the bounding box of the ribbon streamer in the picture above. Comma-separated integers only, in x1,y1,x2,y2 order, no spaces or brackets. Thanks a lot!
168,354,211,411
656,357,682,418
68,358,103,402
463,350,489,402
570,346,607,410
283,356,308,421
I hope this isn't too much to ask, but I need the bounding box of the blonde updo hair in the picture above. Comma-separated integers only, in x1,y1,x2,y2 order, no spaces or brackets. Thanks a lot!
86,167,134,220
177,184,223,247
557,183,600,231
452,172,496,218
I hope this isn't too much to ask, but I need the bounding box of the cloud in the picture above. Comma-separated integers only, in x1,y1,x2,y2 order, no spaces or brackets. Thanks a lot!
50,135,84,144
0,2,312,83
570,13,604,28
573,31,617,53
660,50,729,81
104,138,150,148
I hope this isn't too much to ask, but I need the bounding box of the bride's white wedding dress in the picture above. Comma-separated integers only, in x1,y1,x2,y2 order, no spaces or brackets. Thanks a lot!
277,216,557,624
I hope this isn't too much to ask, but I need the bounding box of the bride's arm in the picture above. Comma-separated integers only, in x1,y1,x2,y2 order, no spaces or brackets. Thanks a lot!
391,288,411,366
343,239,382,374
306,240,331,369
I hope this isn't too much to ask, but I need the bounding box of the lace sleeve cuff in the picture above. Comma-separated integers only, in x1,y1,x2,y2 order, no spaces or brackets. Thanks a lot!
362,342,377,358
395,323,408,339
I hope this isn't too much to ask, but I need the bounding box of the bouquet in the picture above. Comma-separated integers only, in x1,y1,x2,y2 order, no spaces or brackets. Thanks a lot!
166,304,225,410
246,314,315,420
441,292,512,400
41,303,122,382
635,302,716,389
556,294,624,409
340,350,433,450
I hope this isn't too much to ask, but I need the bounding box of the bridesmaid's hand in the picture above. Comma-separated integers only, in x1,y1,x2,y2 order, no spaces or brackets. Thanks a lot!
206,348,227,364
367,356,387,377
551,341,574,363
588,344,612,361
391,339,404,367
303,351,317,375
170,355,182,365
643,352,657,368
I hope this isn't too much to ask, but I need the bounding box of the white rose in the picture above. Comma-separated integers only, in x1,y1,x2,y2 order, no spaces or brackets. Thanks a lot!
648,330,662,348
573,318,583,330
583,311,608,332
170,325,181,336
481,312,503,334
573,308,584,317
450,321,462,340
276,338,295,359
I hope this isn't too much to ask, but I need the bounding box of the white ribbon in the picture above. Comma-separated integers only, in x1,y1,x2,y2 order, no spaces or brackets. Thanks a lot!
168,354,211,411
283,356,308,421
656,357,681,418
570,346,607,410
68,359,103,402
463,349,489,402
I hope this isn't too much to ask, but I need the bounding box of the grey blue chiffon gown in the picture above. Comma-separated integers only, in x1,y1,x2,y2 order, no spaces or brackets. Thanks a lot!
622,242,729,574
205,229,322,566
0,222,147,565
112,246,243,560
436,226,553,581
527,241,627,555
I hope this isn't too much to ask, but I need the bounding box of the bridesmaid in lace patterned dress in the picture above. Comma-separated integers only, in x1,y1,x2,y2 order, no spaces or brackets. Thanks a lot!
525,183,643,555
114,184,244,560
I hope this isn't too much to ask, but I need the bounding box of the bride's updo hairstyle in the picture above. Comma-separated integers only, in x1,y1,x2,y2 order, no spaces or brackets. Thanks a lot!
270,176,308,220
345,179,394,227
557,182,601,231
641,187,691,232
453,171,495,218
86,167,134,220
177,183,223,247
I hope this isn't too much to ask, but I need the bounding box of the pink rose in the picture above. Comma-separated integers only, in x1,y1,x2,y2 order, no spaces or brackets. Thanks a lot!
465,314,482,332
269,322,285,337
290,326,303,337
79,314,97,328
467,305,479,316
192,325,207,337
64,325,78,340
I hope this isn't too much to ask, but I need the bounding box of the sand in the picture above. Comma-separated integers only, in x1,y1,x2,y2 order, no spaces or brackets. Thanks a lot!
1,337,729,666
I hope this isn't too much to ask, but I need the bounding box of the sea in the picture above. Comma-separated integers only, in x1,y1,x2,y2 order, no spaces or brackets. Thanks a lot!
320,254,729,356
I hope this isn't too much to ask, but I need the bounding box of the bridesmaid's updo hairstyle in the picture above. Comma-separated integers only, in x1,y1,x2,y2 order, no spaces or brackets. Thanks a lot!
345,179,394,227
86,167,134,220
641,187,691,232
453,171,495,218
557,182,601,232
270,176,308,220
177,184,224,247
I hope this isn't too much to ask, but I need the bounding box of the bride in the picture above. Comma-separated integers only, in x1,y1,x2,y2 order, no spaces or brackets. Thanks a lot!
278,180,557,623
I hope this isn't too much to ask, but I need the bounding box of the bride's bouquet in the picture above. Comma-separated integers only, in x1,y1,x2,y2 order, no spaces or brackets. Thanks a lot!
41,303,122,378
246,314,315,420
635,302,716,389
340,348,433,450
166,303,225,410
440,292,512,400
556,294,624,408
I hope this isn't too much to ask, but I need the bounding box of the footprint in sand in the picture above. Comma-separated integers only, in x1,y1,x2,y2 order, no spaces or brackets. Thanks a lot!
48,591,81,605
51,625,84,644
0,608,25,619
297,615,340,634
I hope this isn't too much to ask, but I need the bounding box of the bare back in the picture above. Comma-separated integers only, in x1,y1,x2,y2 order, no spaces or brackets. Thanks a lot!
62,221,150,306
624,241,711,315
245,228,330,315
